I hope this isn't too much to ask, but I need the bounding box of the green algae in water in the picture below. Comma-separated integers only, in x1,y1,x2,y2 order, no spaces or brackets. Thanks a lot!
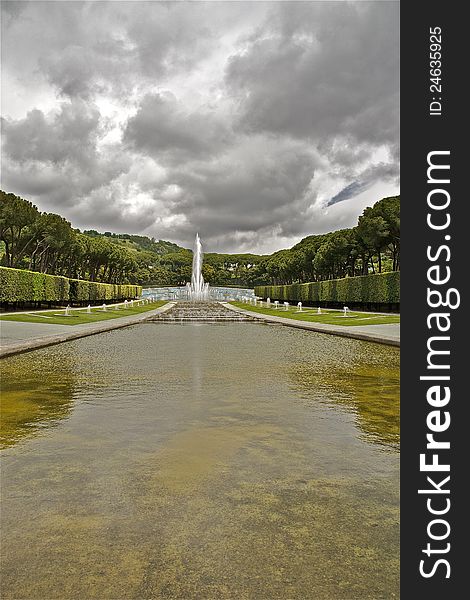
289,345,400,450
0,323,399,599
0,353,76,448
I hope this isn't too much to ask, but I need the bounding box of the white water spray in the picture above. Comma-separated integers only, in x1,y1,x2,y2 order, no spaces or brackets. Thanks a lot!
187,233,210,301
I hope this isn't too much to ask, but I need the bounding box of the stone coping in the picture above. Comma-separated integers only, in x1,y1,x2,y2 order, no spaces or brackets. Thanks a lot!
1,301,399,358
0,303,176,359
222,303,400,347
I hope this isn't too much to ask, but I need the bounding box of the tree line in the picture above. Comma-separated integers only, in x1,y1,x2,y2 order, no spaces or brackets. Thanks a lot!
254,195,400,285
202,195,399,286
0,191,140,284
0,189,399,287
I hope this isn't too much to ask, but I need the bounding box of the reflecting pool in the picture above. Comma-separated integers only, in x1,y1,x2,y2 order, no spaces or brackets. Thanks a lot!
0,323,399,599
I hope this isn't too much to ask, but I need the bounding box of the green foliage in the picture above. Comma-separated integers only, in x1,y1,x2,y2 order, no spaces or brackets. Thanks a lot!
0,266,141,305
255,272,400,305
1,188,400,288
0,190,39,268
68,279,140,303
0,266,70,303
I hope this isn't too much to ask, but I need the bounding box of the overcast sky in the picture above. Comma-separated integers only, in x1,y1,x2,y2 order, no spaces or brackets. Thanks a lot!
1,0,399,253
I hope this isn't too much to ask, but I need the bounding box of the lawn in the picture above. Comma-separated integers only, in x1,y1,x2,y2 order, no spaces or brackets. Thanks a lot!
230,301,400,326
0,301,167,326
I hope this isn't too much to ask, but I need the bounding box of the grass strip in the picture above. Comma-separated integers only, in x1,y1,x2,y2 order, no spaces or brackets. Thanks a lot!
0,301,167,326
230,302,400,327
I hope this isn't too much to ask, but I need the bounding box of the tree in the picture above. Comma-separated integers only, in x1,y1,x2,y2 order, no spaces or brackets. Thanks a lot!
373,196,400,270
356,209,389,273
28,213,75,273
0,188,400,288
0,191,39,267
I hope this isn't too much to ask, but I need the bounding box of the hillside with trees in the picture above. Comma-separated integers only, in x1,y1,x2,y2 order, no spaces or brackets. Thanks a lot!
1,190,399,287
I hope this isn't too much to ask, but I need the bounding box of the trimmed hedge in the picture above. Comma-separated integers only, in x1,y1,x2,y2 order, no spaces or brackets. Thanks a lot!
68,280,141,303
255,272,400,306
0,266,141,305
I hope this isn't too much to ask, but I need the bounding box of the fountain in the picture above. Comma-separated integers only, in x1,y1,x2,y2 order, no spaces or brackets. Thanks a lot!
187,233,210,301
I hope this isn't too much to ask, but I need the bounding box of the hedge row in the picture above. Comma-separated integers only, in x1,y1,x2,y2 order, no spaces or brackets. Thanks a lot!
255,272,400,305
0,266,141,304
68,279,141,303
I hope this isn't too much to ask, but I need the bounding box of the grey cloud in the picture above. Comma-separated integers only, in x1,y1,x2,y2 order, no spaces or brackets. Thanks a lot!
167,137,316,230
1,1,399,253
327,161,400,207
40,39,133,100
0,0,26,23
226,1,399,148
2,101,101,166
125,4,215,80
1,100,132,210
2,1,219,102
124,93,231,161
327,181,369,207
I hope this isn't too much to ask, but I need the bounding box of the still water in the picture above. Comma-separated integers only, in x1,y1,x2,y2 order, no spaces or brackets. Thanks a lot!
0,323,399,599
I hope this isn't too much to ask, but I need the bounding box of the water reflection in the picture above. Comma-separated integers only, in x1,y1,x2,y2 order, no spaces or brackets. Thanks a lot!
1,324,399,599
1,351,76,448
290,358,399,450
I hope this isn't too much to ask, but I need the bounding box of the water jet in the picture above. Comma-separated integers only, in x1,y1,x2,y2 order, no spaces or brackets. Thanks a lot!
187,233,210,301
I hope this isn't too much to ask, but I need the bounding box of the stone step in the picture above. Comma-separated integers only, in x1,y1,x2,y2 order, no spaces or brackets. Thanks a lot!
149,318,253,323
146,301,255,323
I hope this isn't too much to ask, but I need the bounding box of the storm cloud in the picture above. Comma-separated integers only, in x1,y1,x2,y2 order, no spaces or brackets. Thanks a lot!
0,1,399,253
